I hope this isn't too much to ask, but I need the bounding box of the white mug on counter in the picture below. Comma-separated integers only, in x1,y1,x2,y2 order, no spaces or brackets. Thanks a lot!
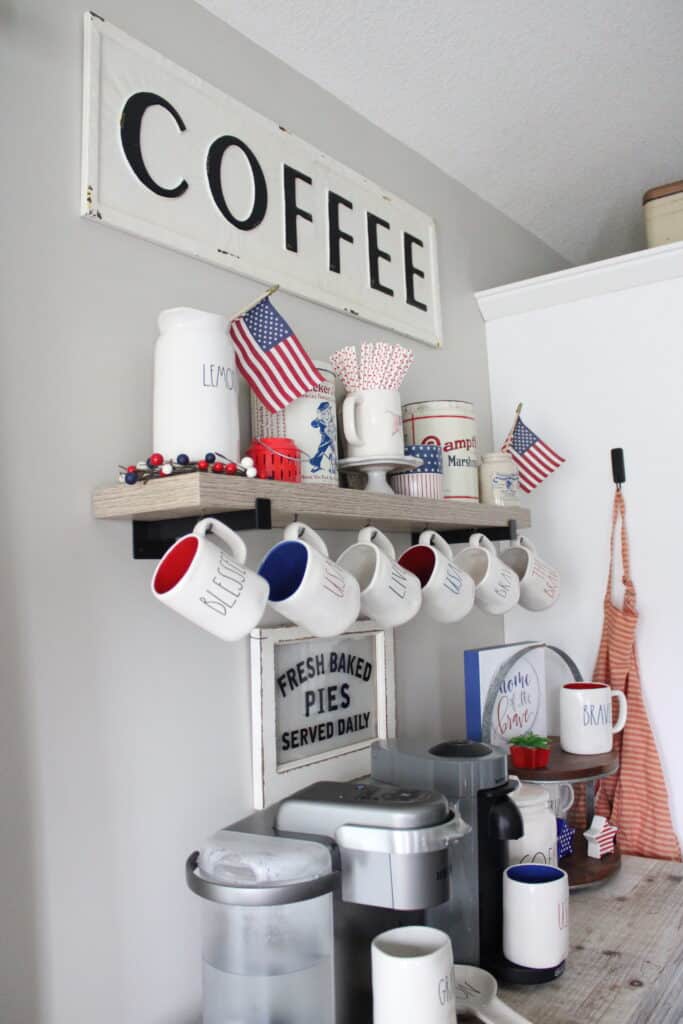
337,527,422,628
503,864,569,970
500,537,560,611
454,533,520,615
399,530,475,623
371,926,457,1024
151,517,268,641
342,389,404,459
258,522,361,637
560,681,628,755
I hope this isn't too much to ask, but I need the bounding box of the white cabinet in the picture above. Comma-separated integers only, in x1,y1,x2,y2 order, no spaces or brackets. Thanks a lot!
478,242,683,844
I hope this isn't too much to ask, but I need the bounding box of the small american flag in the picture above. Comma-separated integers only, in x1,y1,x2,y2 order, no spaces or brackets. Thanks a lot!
502,416,565,493
230,296,323,413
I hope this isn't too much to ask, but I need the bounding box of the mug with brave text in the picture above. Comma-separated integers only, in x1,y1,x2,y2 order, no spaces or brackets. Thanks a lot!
454,533,520,615
560,682,628,755
398,530,475,623
258,522,361,637
151,517,269,641
500,536,560,611
337,526,422,628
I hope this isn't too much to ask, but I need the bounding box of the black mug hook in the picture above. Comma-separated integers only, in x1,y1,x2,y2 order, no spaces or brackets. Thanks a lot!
611,448,626,491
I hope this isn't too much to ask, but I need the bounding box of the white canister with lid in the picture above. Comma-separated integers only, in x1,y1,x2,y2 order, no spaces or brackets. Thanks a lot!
251,362,339,484
479,453,519,506
506,781,558,867
153,307,239,462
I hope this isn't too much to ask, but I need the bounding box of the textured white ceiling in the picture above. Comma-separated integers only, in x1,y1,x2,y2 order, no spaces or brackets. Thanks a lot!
197,0,683,265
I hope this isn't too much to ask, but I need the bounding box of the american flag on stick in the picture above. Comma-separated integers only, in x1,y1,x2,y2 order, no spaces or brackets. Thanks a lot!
502,406,565,493
230,288,323,413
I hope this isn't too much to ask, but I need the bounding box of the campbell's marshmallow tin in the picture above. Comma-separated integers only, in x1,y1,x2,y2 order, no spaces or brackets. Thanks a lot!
402,400,479,501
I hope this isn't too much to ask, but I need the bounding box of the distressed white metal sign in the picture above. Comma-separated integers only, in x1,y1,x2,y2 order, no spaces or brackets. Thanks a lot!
250,622,395,807
81,14,443,347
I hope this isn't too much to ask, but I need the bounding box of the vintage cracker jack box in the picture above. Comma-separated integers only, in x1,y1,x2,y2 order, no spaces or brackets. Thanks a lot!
464,642,547,746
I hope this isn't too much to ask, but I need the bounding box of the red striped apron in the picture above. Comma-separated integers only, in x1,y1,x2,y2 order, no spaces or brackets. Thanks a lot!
591,491,680,859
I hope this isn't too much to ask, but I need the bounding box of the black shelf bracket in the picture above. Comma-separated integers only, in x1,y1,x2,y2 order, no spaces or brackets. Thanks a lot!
410,518,518,547
132,498,272,559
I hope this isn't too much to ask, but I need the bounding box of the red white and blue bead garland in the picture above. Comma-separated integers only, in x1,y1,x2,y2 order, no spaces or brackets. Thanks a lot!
118,452,258,485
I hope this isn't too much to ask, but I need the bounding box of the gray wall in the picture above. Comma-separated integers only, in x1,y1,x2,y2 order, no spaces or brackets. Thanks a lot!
0,3,566,1021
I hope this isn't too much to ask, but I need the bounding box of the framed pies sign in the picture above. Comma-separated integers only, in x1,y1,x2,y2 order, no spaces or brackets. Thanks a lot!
250,622,396,807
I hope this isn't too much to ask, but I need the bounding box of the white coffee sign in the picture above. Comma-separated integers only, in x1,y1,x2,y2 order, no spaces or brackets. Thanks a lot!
81,14,443,347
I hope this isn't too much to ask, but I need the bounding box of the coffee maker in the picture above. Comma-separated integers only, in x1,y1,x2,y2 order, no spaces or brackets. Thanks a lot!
371,737,561,982
187,779,469,1023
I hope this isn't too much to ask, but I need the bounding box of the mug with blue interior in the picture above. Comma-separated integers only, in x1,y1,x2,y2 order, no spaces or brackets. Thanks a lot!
502,863,569,969
258,522,360,637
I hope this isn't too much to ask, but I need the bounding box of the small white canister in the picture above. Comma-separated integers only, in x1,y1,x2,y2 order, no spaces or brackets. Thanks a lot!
153,307,239,462
507,782,558,868
479,453,519,506
251,362,339,484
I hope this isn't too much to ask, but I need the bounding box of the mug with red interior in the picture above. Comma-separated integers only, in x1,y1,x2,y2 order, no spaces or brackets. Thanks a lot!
398,530,475,623
151,517,268,641
560,681,628,755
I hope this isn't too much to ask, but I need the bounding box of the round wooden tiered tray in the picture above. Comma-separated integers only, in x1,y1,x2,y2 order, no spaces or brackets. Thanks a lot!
515,736,620,890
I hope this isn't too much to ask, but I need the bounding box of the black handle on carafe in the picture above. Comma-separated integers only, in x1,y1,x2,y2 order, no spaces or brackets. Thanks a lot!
484,782,523,840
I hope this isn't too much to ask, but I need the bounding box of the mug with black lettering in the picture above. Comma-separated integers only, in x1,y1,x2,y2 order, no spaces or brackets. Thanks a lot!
398,530,475,623
560,681,628,755
258,522,361,637
151,517,268,641
337,526,422,628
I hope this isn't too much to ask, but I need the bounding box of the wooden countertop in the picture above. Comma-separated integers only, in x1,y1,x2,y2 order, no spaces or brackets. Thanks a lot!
498,855,683,1023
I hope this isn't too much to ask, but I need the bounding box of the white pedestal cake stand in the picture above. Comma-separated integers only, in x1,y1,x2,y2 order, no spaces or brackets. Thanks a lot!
338,455,423,494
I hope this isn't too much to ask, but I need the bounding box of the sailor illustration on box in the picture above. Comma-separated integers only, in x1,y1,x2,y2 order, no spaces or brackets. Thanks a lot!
309,401,337,475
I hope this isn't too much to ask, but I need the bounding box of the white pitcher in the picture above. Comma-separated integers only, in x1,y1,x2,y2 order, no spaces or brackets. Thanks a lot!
153,307,240,461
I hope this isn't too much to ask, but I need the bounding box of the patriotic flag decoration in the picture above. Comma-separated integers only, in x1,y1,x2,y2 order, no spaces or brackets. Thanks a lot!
502,415,565,493
557,818,576,860
230,296,323,413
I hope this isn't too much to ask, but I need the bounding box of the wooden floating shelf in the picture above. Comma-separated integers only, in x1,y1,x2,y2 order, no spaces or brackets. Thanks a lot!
93,475,530,535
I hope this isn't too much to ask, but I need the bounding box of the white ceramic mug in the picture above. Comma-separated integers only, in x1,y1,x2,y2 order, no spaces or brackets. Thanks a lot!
532,781,574,818
454,534,520,615
151,517,268,641
560,682,628,755
371,926,457,1024
503,864,569,970
398,530,475,623
500,537,560,611
342,389,404,458
337,526,422,628
257,522,360,637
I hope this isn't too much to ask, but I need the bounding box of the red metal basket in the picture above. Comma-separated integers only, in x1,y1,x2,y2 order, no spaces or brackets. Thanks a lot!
247,437,301,482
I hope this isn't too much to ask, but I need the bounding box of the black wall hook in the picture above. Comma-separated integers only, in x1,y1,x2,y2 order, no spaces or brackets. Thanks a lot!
611,448,626,490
